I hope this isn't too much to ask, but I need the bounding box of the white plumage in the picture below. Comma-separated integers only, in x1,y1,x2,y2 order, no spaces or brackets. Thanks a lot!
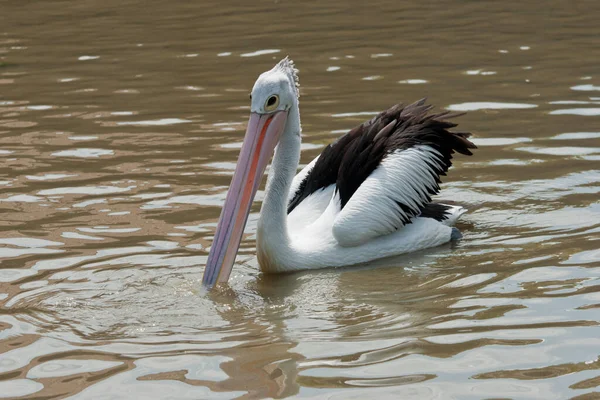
332,146,446,247
202,58,476,287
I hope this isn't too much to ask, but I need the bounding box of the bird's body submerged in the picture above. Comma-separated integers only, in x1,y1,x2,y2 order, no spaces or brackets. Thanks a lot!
202,58,476,287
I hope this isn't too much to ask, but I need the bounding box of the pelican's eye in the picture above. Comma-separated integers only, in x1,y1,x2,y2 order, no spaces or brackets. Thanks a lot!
264,95,280,112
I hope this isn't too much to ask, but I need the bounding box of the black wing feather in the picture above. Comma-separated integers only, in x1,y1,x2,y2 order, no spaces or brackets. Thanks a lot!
287,99,476,214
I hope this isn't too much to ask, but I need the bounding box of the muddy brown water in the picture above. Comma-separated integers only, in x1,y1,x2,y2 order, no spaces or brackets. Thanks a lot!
1,1,600,399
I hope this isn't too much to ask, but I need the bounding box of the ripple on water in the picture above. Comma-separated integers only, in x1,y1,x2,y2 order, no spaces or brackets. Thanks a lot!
332,111,380,118
486,159,544,166
0,194,45,203
240,49,280,57
26,105,53,110
465,69,497,75
447,102,538,111
111,111,135,115
61,232,104,241
516,146,600,156
38,185,135,196
141,194,227,209
26,173,78,181
549,108,600,116
562,249,600,265
51,148,114,158
77,227,141,234
27,359,124,379
0,379,43,398
0,238,64,263
0,238,63,247
58,77,79,82
68,356,242,399
548,100,600,105
67,136,98,141
551,132,600,140
115,118,190,126
571,84,600,91
72,199,106,208
471,137,532,146
398,79,428,84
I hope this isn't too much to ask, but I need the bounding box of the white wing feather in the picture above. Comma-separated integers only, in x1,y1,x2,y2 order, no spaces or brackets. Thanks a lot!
288,185,335,233
332,145,446,247
287,155,336,232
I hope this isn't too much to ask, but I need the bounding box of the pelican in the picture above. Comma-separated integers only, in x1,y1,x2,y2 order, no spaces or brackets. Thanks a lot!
202,57,476,287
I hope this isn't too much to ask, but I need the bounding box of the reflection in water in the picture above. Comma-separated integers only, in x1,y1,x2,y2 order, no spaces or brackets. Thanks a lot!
1,0,600,398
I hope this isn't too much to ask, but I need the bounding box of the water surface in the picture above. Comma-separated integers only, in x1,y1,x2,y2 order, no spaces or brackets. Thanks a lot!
1,1,600,398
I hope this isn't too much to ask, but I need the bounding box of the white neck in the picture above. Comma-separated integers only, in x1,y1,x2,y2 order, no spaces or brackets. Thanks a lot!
256,101,301,268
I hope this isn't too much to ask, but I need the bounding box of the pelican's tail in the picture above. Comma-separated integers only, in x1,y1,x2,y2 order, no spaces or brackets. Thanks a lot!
451,227,463,240
445,204,467,241
419,203,467,226
441,204,468,226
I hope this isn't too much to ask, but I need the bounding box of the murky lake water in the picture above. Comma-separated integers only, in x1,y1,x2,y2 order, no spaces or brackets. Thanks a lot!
1,1,600,398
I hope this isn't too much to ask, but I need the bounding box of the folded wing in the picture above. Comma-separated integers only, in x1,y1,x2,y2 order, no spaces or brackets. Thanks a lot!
287,99,476,247
332,99,476,246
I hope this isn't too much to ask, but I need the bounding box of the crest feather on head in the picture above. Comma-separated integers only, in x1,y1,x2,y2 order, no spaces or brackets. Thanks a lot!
276,56,300,98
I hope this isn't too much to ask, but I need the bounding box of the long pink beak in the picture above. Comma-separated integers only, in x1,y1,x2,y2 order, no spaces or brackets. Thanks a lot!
202,111,288,287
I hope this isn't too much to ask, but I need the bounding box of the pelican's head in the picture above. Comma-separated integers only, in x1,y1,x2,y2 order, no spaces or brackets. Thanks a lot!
250,57,299,115
202,57,299,287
